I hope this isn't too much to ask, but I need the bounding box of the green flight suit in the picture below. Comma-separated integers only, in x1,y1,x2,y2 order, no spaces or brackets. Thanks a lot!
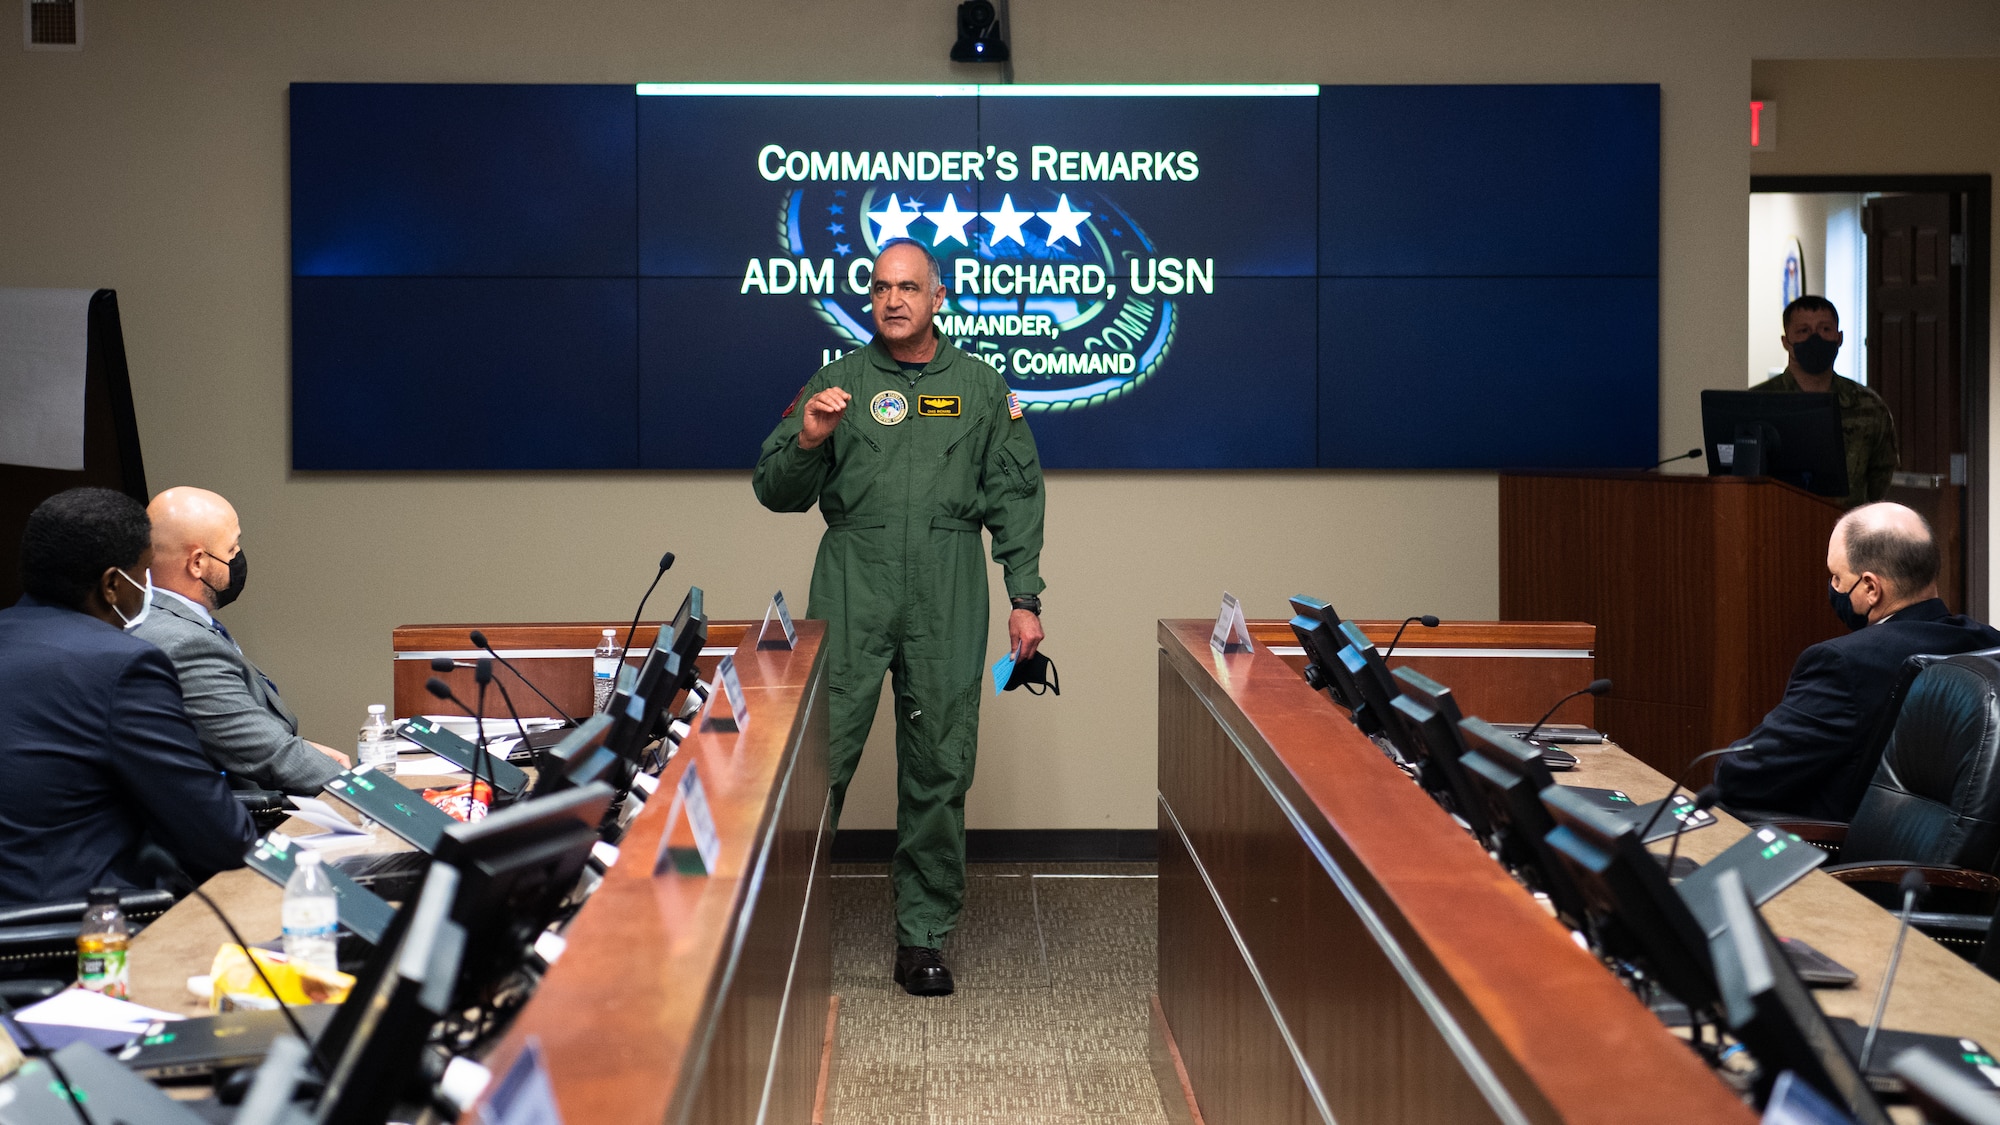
1750,370,1899,509
753,334,1045,948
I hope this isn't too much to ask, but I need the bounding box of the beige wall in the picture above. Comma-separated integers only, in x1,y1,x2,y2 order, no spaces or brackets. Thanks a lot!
2,3,1997,830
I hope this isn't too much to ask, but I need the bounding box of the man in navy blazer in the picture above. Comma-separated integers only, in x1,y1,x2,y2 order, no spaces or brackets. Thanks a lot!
1717,502,2000,820
0,488,254,907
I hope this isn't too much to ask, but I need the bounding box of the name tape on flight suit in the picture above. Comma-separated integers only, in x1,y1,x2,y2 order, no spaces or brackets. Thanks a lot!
917,395,961,417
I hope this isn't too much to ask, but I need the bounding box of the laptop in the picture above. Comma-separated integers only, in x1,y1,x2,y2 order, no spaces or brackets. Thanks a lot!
321,765,457,854
117,1004,341,1080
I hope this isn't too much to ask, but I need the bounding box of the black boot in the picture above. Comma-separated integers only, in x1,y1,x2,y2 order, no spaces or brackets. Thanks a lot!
893,945,954,996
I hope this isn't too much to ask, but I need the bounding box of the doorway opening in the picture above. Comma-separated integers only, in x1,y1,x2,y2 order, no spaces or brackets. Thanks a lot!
1749,175,1992,618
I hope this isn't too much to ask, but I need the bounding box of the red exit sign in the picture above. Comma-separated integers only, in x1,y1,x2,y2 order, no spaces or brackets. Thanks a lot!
1750,100,1777,151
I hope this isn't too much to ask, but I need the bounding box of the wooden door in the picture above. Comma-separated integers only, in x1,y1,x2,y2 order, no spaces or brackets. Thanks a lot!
1866,192,1966,607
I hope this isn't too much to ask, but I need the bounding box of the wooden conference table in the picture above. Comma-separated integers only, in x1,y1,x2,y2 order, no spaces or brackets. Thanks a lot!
128,620,833,1125
1157,618,2000,1125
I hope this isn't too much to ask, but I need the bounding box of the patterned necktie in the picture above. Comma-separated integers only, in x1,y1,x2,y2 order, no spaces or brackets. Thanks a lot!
211,618,280,697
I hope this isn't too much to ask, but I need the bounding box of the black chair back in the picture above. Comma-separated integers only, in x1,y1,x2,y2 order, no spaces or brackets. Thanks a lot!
0,888,177,983
1826,647,2000,820
1843,653,2000,873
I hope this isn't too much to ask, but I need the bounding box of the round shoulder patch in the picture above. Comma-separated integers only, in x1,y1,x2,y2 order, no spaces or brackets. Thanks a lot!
871,389,910,426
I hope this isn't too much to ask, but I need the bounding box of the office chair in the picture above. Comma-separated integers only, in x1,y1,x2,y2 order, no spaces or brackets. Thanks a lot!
0,888,178,996
1752,651,2000,957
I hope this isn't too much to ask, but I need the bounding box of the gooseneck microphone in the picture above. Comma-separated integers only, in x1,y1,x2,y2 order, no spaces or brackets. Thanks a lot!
1635,741,1754,842
425,673,491,811
470,630,579,726
469,640,543,775
1857,868,1928,1072
472,658,493,809
1652,448,1702,469
1662,784,1718,877
616,552,678,670
1521,678,1613,743
1382,615,1439,660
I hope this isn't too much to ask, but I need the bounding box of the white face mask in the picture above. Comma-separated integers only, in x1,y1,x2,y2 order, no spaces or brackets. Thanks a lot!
111,567,153,631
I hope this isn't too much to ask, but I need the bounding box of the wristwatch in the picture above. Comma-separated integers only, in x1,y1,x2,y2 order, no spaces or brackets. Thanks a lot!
1009,594,1042,616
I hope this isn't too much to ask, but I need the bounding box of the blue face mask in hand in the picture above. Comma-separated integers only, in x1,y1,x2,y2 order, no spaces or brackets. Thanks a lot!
1003,651,1059,696
1828,578,1870,632
111,567,153,631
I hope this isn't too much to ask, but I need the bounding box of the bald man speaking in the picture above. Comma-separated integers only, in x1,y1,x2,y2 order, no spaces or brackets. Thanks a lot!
1717,502,2000,820
134,488,348,794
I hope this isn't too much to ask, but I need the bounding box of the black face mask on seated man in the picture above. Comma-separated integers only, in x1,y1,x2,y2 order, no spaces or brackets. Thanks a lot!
201,548,248,609
1829,578,1871,632
1004,651,1059,696
1792,333,1841,376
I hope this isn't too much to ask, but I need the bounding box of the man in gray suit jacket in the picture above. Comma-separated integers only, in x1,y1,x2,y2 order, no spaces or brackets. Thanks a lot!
133,487,348,795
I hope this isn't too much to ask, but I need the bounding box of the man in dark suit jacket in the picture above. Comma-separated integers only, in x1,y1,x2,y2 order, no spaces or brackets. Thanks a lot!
1717,501,2000,820
0,488,254,907
134,487,347,795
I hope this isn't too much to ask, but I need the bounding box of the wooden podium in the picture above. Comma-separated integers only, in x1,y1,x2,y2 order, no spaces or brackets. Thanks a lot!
1500,471,1844,784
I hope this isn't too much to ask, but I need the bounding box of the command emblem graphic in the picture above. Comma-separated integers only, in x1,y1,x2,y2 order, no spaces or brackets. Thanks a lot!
740,162,1215,417
870,389,910,426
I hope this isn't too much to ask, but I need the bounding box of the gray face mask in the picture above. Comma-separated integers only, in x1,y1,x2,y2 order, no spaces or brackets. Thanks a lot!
111,567,153,631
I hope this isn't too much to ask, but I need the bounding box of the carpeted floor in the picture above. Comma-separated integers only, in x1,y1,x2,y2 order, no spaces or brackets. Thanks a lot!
824,862,1169,1125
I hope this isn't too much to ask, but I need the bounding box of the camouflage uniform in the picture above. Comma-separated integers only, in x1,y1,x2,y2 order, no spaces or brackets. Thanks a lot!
1750,370,1899,509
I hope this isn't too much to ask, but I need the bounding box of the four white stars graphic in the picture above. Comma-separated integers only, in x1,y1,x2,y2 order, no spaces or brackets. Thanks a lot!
866,191,1093,249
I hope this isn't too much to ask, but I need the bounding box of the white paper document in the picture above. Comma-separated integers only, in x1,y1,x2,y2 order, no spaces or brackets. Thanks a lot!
17,988,182,1034
285,796,368,836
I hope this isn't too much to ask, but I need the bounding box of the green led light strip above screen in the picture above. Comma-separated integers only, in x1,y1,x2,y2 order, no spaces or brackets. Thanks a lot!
636,83,1321,97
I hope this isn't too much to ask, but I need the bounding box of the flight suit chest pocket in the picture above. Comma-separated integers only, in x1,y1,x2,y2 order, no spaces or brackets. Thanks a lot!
940,414,987,460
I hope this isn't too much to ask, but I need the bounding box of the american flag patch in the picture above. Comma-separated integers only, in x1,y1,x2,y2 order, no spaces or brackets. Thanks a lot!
1007,392,1024,420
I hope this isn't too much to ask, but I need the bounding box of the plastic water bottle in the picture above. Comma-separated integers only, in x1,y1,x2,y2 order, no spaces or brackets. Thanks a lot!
282,850,339,972
593,629,619,713
76,888,129,998
358,703,397,776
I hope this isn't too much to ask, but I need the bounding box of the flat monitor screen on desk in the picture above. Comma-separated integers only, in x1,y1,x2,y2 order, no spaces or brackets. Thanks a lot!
314,863,466,1125
1700,390,1849,499
1336,621,1405,751
433,781,612,1017
1287,594,1356,711
1385,678,1494,843
1709,868,1892,1124
1541,785,1719,1015
536,712,617,796
1456,718,1594,927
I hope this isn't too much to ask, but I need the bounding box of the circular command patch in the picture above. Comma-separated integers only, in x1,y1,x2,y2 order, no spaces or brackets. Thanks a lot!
871,389,909,426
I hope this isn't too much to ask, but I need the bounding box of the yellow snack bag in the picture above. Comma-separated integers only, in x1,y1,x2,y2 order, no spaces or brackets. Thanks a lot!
207,944,353,1011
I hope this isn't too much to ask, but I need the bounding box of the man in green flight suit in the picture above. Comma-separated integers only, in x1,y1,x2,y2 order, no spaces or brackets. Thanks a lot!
1752,295,1898,509
753,239,1047,996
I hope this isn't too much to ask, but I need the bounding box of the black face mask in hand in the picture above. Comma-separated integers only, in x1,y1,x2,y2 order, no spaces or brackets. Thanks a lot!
1004,651,1060,695
1792,334,1841,376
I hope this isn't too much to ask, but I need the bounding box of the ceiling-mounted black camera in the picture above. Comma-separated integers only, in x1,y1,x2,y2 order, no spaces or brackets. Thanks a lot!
950,0,1009,63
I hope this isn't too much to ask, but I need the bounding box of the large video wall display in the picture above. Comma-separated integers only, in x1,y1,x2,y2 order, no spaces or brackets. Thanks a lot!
290,83,1659,471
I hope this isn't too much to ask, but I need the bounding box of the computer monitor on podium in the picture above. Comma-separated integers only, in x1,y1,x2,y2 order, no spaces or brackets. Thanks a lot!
1700,390,1849,499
